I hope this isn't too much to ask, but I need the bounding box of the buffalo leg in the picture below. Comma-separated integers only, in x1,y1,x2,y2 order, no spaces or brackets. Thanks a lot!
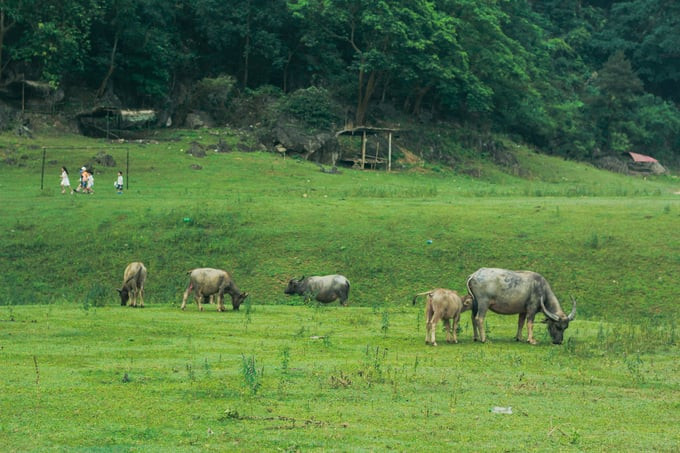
217,292,226,312
444,318,453,343
181,284,193,310
473,309,488,342
451,314,460,344
138,285,144,308
425,305,436,345
526,318,537,344
515,313,526,341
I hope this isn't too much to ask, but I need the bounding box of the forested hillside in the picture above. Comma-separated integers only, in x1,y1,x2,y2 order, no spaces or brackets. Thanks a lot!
0,0,678,166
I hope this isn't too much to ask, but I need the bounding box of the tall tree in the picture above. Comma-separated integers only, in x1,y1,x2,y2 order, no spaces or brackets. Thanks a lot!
590,0,680,101
192,0,288,88
587,50,644,152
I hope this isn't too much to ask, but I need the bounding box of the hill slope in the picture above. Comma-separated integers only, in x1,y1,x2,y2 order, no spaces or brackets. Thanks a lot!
1,130,678,320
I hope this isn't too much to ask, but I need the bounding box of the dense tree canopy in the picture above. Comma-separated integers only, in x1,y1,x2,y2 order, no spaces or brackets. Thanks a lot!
0,0,678,163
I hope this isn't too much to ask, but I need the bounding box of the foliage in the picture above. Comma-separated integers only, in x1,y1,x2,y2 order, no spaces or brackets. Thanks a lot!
277,86,339,129
190,75,237,122
0,0,679,164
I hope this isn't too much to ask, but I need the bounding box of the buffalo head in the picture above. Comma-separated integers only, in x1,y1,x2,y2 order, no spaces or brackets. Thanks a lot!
284,277,304,295
231,292,249,310
541,296,577,344
117,288,129,306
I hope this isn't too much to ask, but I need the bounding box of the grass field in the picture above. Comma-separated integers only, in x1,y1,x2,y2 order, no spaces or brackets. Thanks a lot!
1,130,679,451
2,304,678,451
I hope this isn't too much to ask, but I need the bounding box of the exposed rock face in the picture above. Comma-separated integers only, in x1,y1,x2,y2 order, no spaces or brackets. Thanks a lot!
259,119,339,165
186,141,207,157
185,111,214,129
595,155,667,175
628,161,667,175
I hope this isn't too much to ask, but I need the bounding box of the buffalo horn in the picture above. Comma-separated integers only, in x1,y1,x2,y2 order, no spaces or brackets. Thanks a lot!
540,297,561,321
567,296,577,321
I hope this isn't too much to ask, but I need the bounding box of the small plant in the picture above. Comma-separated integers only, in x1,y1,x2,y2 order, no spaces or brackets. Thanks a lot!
381,310,390,336
203,358,211,378
241,354,262,395
243,299,253,331
186,363,195,381
624,353,645,384
280,346,290,374
586,233,600,249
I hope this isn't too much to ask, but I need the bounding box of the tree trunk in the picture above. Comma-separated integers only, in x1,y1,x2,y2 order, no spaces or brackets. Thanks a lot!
356,69,378,126
0,9,16,84
412,84,432,115
96,32,119,98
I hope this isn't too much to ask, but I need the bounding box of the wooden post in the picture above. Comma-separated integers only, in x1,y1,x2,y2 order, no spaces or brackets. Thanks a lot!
21,76,25,117
374,142,380,170
40,147,46,190
126,149,130,189
361,130,367,169
388,132,392,172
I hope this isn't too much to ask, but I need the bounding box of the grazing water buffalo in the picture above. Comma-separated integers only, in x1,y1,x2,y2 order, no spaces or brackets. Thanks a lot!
181,268,249,311
412,288,473,346
466,267,576,345
284,274,350,305
117,262,147,307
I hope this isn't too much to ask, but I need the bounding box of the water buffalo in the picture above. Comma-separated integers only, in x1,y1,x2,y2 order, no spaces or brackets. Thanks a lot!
466,267,576,344
117,262,147,307
181,268,249,311
412,288,473,346
284,274,350,305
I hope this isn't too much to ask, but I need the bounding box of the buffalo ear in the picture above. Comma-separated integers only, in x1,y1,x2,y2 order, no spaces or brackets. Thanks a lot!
116,288,123,294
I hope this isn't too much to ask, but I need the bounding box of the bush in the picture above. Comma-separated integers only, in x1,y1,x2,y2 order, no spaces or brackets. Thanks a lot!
191,75,237,122
278,86,340,129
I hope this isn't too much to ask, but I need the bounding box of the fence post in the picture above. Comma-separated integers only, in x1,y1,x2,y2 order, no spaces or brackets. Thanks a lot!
40,147,46,190
126,149,129,189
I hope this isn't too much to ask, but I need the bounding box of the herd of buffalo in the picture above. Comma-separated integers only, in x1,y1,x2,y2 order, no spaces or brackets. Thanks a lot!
117,262,576,345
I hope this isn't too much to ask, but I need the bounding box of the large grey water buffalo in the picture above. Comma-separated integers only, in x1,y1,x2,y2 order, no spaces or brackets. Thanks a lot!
412,288,473,346
284,274,350,305
181,268,249,311
117,262,147,307
466,267,576,344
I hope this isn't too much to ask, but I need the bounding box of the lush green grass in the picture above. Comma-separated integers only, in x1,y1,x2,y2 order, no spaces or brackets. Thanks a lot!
1,131,679,450
1,131,677,319
1,304,678,451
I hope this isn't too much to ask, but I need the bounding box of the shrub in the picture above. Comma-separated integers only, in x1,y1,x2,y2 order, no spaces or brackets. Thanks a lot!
191,75,237,122
278,86,340,129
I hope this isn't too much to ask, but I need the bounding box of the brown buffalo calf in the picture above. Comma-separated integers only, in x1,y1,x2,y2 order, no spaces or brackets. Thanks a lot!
412,288,472,346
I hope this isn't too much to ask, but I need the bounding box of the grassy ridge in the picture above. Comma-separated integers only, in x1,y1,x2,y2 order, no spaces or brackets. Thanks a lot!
1,132,678,319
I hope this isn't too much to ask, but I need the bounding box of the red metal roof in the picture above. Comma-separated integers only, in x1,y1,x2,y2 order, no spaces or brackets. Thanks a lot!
628,152,658,163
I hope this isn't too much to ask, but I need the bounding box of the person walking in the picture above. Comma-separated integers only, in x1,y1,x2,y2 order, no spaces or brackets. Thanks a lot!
114,171,124,194
76,167,89,193
86,170,94,194
60,167,73,194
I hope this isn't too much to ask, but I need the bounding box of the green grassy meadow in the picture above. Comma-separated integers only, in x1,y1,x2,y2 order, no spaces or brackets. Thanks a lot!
1,131,679,451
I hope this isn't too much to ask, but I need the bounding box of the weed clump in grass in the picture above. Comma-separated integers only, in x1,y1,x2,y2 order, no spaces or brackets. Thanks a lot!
241,354,262,395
